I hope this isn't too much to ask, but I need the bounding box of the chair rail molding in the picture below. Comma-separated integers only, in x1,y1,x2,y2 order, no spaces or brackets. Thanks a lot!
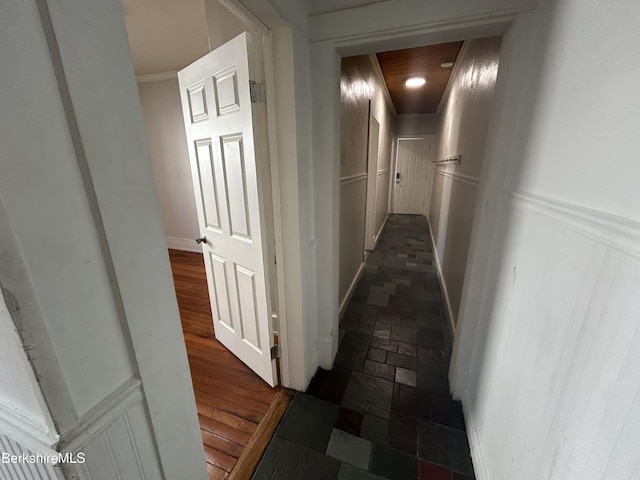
435,168,480,187
508,190,640,260
340,172,368,185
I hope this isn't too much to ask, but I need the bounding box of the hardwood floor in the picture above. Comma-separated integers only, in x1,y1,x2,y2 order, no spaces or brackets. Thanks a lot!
168,250,282,480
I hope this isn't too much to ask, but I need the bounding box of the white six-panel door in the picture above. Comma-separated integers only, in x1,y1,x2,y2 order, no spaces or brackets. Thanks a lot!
178,32,277,386
393,138,430,214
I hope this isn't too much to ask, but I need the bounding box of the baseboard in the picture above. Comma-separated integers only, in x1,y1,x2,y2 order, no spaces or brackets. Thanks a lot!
339,262,366,319
165,236,201,253
373,214,388,249
462,401,489,480
425,215,456,335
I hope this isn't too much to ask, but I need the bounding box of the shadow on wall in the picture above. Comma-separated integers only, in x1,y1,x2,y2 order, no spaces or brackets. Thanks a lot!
452,1,640,478
458,8,557,418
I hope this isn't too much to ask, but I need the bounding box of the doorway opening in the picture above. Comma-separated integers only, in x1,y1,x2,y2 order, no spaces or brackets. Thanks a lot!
168,250,288,477
338,36,503,337
122,2,290,478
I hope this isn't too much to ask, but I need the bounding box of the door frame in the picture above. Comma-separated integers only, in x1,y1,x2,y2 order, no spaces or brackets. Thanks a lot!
178,32,280,386
192,1,296,387
391,135,432,214
309,11,521,375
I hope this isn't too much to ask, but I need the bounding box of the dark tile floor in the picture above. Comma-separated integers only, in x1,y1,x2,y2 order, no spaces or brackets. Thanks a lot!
253,215,475,480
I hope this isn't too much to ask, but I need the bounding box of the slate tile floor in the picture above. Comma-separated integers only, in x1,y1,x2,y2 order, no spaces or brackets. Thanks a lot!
253,215,475,480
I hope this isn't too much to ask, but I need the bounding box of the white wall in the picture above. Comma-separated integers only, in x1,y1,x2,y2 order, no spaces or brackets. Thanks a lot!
0,434,60,479
451,1,640,479
0,0,206,478
204,0,246,50
272,25,321,387
137,78,200,251
0,286,57,453
394,113,438,135
428,37,501,326
338,55,393,313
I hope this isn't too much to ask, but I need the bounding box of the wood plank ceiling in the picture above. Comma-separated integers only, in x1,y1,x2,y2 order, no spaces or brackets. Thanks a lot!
376,41,463,114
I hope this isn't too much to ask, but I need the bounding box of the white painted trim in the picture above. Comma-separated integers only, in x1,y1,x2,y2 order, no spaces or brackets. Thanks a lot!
373,214,388,245
135,71,178,83
165,236,202,253
509,190,640,260
339,262,366,319
59,378,143,450
462,402,489,480
263,32,291,388
387,137,397,213
0,434,62,479
367,54,397,115
377,168,390,176
435,168,480,187
0,400,59,455
340,172,368,185
426,215,456,334
218,0,270,35
309,9,521,45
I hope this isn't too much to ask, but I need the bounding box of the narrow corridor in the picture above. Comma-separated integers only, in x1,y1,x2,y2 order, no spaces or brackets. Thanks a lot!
253,215,474,480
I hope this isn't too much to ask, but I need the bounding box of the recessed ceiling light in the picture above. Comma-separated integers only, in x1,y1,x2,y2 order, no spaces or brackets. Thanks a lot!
405,77,426,88
440,59,454,68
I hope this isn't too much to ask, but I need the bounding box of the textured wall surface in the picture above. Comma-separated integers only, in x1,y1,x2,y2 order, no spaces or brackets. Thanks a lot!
339,55,393,310
452,1,640,479
429,36,501,324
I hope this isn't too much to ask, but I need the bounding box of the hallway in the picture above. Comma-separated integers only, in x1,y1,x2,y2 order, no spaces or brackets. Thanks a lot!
252,215,474,479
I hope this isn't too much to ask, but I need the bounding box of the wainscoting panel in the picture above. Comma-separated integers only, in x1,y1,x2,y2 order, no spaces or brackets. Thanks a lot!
429,168,480,325
59,380,163,480
465,190,640,480
0,434,63,479
339,174,367,312
374,169,390,243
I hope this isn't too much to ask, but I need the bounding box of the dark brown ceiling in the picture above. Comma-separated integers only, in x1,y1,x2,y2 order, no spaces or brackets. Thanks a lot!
376,41,463,114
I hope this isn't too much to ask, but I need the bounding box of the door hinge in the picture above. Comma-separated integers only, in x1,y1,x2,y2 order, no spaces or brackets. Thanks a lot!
249,80,267,104
270,344,279,359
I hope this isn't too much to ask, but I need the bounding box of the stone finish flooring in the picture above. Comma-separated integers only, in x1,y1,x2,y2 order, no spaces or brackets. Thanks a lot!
252,215,475,480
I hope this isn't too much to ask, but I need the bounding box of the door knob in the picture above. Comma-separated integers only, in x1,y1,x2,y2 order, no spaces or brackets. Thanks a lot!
195,236,208,245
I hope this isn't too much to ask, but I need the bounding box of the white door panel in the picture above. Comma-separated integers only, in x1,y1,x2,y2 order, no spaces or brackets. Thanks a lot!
178,32,277,386
393,138,430,214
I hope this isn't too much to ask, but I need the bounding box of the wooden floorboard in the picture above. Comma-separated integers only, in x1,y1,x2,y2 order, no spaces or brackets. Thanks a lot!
207,463,229,480
168,249,287,479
